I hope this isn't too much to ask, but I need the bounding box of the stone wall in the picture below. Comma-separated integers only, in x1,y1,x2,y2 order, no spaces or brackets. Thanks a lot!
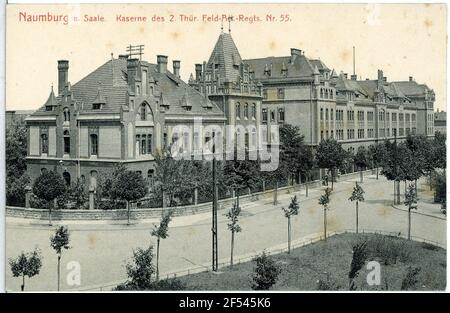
7,170,371,221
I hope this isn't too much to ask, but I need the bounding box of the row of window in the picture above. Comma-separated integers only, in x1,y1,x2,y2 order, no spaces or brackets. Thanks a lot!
262,108,285,123
236,103,257,119
321,109,416,124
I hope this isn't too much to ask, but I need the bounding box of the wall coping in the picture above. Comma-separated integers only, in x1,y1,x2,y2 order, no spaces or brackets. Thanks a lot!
7,169,372,221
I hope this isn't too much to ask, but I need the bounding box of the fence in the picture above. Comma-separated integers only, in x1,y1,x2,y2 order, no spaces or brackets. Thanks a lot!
7,169,372,221
75,227,445,291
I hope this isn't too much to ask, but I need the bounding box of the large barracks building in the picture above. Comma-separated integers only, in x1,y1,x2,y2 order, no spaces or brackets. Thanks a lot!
26,30,435,188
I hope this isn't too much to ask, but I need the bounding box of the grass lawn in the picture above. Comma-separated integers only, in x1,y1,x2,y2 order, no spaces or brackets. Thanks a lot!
179,233,446,291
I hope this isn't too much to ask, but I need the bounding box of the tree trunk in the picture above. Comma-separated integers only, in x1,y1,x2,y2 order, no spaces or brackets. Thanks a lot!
156,238,160,281
396,181,401,205
376,166,379,180
21,274,25,291
57,255,61,291
162,190,166,209
305,174,309,197
356,201,359,234
230,230,234,267
360,168,363,183
331,169,334,190
262,180,266,192
393,181,396,204
287,217,291,253
126,201,130,225
408,208,411,240
236,192,240,210
273,181,278,205
324,207,327,241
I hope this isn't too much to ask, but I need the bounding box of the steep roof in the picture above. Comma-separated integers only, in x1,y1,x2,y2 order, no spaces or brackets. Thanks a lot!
335,75,368,96
32,57,224,117
207,32,242,83
390,81,431,97
244,54,317,80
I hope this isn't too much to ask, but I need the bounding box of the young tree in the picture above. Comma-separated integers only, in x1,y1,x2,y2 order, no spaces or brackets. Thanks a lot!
279,124,306,185
50,226,70,291
119,246,155,290
299,146,315,197
318,187,332,241
381,140,405,205
224,158,259,208
251,251,281,290
349,182,365,234
404,183,418,240
9,249,42,291
151,210,174,281
282,196,300,253
368,143,386,180
354,147,370,183
226,203,242,267
315,139,346,190
33,171,66,225
113,170,148,225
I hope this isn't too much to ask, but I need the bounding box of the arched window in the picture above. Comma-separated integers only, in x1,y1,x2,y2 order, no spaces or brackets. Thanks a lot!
244,103,249,119
90,134,98,156
63,130,70,154
41,134,48,154
236,103,241,118
140,104,146,121
252,103,256,119
63,171,71,187
63,108,70,122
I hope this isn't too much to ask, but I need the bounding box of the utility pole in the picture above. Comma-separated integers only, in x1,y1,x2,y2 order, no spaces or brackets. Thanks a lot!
211,131,218,271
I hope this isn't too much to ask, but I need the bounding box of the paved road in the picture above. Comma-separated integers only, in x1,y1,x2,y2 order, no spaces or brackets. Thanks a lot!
5,175,446,291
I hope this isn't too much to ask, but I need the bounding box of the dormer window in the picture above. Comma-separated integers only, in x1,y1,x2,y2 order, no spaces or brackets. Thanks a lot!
92,103,101,110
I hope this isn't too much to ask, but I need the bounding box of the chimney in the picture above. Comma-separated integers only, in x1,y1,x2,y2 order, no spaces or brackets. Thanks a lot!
173,60,180,78
383,76,387,82
127,58,139,90
343,73,348,79
118,54,129,60
409,76,414,82
290,48,302,62
157,55,168,74
377,69,383,88
195,63,202,81
351,74,357,81
57,60,69,95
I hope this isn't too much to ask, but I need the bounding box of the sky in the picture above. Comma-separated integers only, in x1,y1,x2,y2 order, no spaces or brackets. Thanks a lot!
5,3,447,111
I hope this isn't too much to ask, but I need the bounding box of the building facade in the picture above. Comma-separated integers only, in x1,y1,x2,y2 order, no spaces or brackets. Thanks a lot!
26,30,436,189
434,109,446,134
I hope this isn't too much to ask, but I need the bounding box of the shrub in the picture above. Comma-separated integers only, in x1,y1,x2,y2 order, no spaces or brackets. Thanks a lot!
251,252,281,290
401,266,421,290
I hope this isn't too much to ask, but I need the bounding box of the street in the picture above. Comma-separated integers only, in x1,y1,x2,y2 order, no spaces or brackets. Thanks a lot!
5,174,446,291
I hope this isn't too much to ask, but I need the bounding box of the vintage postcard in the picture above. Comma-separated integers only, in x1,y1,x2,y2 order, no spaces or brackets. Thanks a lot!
3,1,447,296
